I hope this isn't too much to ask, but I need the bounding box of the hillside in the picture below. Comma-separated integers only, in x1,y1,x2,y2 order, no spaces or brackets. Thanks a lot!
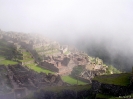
0,30,127,99
92,73,132,99
0,30,120,82
21,73,133,99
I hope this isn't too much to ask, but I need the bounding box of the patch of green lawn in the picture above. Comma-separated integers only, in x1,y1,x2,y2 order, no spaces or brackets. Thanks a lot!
93,73,131,86
0,60,18,65
61,76,88,85
26,64,54,74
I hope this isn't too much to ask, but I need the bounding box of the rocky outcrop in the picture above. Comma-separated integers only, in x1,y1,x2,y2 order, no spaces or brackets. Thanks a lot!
91,80,131,97
100,83,131,96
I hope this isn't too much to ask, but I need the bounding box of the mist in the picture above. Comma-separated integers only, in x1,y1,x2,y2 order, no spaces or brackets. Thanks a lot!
0,0,133,71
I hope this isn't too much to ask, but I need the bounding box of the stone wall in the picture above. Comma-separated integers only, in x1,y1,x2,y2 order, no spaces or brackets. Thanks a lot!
61,57,70,66
40,61,59,72
91,80,131,96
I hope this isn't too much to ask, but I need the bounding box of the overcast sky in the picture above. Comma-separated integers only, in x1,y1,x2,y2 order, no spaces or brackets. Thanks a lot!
0,0,133,44
0,0,133,71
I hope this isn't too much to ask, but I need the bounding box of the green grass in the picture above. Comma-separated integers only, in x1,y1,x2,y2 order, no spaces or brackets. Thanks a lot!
0,59,18,65
23,51,31,56
93,73,131,86
26,64,54,74
61,76,88,85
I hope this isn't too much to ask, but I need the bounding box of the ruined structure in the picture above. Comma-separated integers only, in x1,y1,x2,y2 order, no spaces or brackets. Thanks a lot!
1,30,107,78
0,64,66,99
7,64,65,89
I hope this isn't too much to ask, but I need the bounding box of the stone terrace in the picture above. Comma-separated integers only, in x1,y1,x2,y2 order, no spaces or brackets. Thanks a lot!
7,64,66,90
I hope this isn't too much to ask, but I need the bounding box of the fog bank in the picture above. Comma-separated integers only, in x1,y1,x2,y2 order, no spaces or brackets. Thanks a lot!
0,0,133,71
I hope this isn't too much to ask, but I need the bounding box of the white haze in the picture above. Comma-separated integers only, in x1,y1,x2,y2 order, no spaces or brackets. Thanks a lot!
0,0,133,71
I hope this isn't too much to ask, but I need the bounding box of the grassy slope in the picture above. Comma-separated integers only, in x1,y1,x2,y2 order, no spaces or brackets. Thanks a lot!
26,64,54,74
93,73,131,86
0,60,18,65
61,76,87,85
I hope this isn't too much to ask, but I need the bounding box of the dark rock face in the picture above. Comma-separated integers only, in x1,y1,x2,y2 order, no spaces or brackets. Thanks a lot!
100,84,131,96
91,80,101,93
91,80,131,97
33,89,93,99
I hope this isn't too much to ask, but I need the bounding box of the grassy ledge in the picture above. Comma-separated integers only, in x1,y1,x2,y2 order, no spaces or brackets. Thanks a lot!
93,73,131,86
61,75,88,85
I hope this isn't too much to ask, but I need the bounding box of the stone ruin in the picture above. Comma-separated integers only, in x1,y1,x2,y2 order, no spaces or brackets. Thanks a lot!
7,64,66,89
0,64,66,99
0,65,12,94
39,52,91,76
1,31,108,81
79,61,107,82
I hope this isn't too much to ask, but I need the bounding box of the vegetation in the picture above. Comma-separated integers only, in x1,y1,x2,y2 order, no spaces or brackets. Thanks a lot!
61,75,87,85
106,65,121,74
0,39,19,65
2,47,87,85
19,48,54,74
71,65,84,76
26,64,54,74
93,73,131,86
0,59,18,65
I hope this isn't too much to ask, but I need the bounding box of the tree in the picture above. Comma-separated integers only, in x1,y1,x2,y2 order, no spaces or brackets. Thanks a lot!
71,66,84,84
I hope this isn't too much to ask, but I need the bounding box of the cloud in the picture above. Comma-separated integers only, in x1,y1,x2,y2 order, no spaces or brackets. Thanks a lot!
0,0,133,71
